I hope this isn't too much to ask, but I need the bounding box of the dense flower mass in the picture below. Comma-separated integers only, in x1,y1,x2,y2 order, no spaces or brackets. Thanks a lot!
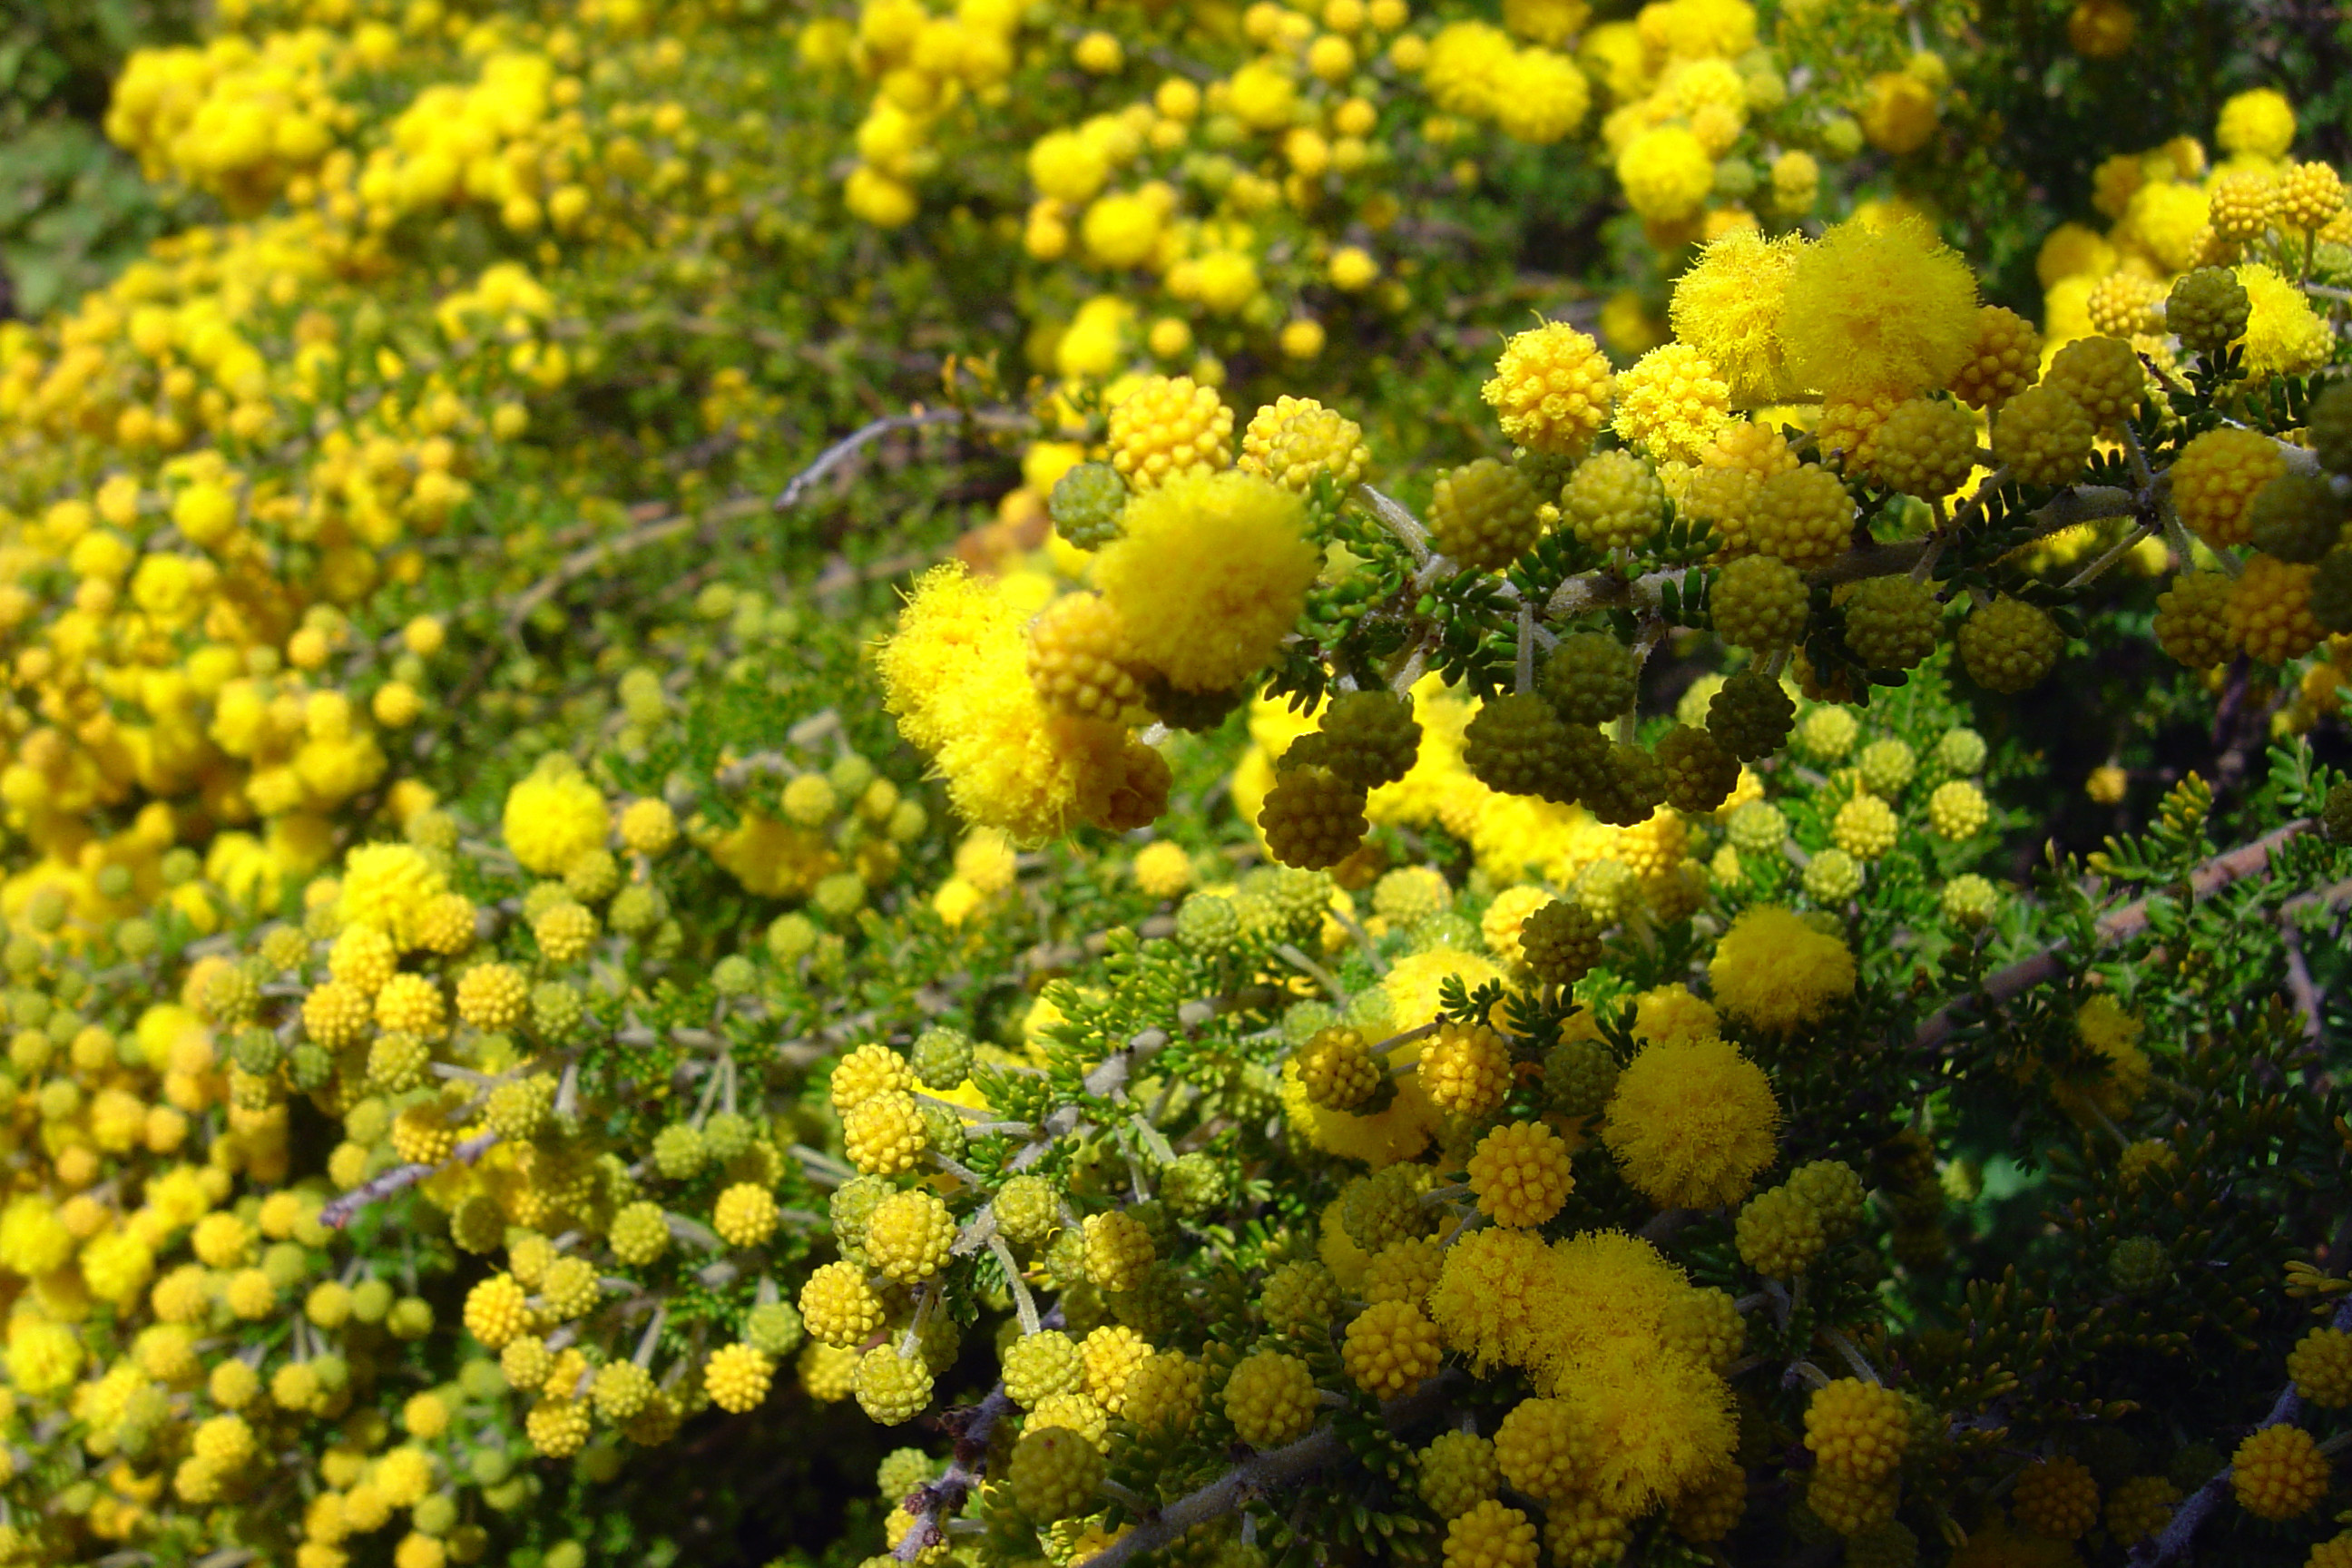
0,4,2348,1568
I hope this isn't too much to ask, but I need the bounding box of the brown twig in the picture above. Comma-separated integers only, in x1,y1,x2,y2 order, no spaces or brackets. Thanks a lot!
2280,919,2326,1054
1913,818,2316,1054
893,1302,1067,1560
892,1387,1015,1561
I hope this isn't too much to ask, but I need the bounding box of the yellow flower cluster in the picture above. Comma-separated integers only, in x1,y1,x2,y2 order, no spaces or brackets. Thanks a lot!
1427,1226,1739,1517
2021,90,2349,694
2038,92,2341,377
106,26,368,215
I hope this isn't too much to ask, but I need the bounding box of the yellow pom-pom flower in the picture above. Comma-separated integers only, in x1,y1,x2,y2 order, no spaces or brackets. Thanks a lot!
1778,215,1979,398
1803,1377,1909,1483
1083,1210,1156,1292
2230,1423,2330,1521
712,1183,780,1249
706,1343,777,1414
844,1091,929,1175
1601,1036,1779,1209
1928,779,1989,840
2238,263,2336,377
1105,376,1234,492
877,565,1145,844
1708,906,1857,1033
1830,794,1899,860
1466,1121,1574,1227
1671,230,1806,406
2217,87,2296,160
1483,322,1613,456
1095,469,1320,694
863,1190,955,1283
503,769,609,877
2226,554,2322,665
455,963,530,1031
1419,1021,1513,1118
1222,1349,1320,1447
1341,1298,1444,1396
463,1274,534,1350
799,1261,887,1348
2288,1327,2352,1407
1612,344,1732,465
1443,1498,1540,1568
1615,126,1714,223
1132,840,1194,897
2171,426,2288,549
2013,1455,2100,1540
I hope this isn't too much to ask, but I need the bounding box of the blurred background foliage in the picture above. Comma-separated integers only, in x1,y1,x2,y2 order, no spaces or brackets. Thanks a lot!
0,0,193,318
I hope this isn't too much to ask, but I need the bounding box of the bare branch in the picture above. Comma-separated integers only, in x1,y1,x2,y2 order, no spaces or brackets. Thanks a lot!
775,407,1031,513
1913,818,2315,1055
320,1132,500,1230
893,1302,1067,1560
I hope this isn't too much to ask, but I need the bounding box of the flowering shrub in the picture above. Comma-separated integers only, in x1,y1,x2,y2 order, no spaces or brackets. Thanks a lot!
4,3,2352,1568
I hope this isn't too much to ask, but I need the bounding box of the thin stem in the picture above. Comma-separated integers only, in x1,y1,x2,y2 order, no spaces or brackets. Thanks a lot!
1786,1359,1834,1390
2119,422,2158,490
1073,1377,1456,1568
773,407,1030,513
790,1145,856,1188
1823,1328,1881,1385
1915,818,2314,1054
1370,1021,1444,1055
1273,942,1347,999
898,1287,936,1358
2063,523,2155,589
987,1235,1042,1337
632,1303,668,1368
1356,484,1433,565
318,1131,500,1229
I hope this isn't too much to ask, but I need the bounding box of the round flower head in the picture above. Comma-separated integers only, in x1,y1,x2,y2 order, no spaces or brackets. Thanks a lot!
336,844,449,950
2231,1423,2329,1520
1602,1036,1779,1208
1492,49,1589,145
1708,906,1857,1033
1106,376,1233,491
1095,469,1319,694
1467,1121,1575,1227
1421,22,1513,116
1483,322,1612,456
1779,215,1979,398
877,564,1140,844
2216,87,2295,159
1616,125,1714,223
1556,1348,1738,1516
1612,344,1732,465
2237,263,2335,377
1443,1499,1539,1568
503,768,609,877
1427,1225,1567,1375
1671,230,1807,405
